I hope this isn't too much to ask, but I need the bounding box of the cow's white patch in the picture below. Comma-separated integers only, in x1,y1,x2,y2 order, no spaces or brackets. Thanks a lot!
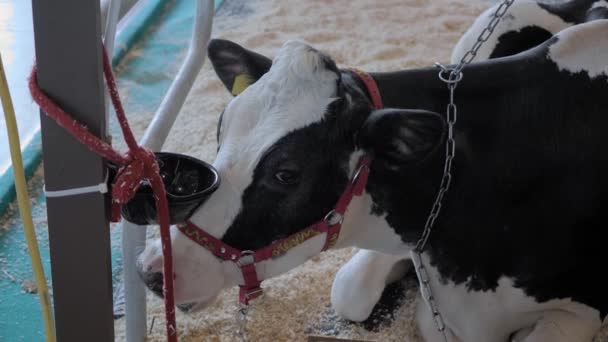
331,250,603,340
335,193,410,254
138,227,226,305
334,151,410,254
416,253,602,342
548,19,608,79
592,0,608,10
451,0,570,64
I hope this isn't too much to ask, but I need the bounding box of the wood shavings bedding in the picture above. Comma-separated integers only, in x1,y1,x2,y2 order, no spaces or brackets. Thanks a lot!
113,0,608,340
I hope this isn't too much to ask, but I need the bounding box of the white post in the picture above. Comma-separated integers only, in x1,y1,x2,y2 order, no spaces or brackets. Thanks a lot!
120,1,214,341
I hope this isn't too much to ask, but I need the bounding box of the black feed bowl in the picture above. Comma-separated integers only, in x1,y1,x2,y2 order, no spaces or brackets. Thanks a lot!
120,152,220,225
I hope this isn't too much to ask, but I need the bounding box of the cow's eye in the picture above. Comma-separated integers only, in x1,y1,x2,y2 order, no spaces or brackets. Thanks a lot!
274,170,300,185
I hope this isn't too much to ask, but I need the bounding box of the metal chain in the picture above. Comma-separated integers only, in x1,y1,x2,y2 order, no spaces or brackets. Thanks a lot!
414,0,515,254
453,0,516,77
411,1,515,341
233,305,249,342
413,74,458,253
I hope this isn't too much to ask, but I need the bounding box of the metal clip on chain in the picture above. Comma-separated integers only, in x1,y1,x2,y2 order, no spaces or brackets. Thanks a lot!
234,304,249,342
410,1,515,341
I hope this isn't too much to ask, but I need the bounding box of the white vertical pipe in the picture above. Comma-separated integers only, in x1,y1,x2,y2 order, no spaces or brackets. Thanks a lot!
103,0,123,134
140,0,214,149
103,0,122,57
121,1,214,341
121,222,148,342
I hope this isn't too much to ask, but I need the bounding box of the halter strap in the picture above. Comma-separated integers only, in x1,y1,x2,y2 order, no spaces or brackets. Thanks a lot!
177,155,371,305
350,68,383,109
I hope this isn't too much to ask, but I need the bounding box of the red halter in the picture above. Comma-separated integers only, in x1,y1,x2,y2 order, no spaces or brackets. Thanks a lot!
178,155,370,305
350,68,383,110
178,69,382,306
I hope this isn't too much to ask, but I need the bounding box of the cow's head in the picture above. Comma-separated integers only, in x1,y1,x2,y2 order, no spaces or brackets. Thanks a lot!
138,39,445,311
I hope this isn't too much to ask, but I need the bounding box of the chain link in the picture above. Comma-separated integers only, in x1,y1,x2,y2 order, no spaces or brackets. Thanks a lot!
233,305,249,342
411,1,515,341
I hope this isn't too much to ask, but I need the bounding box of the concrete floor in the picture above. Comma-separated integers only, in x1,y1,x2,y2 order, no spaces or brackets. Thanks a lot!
0,0,39,177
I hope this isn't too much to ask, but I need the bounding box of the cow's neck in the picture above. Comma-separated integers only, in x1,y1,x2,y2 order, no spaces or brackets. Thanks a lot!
335,67,456,255
370,67,446,112
369,51,545,109
343,54,548,264
355,67,474,249
347,46,581,287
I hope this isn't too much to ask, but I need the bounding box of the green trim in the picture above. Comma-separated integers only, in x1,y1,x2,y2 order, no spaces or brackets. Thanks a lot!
111,0,172,67
113,0,226,67
0,134,42,217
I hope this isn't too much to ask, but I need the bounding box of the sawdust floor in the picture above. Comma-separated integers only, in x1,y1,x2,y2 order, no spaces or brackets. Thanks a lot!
113,0,608,340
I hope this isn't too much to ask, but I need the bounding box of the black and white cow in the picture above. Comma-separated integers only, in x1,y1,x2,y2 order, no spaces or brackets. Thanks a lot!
138,0,608,340
334,0,608,335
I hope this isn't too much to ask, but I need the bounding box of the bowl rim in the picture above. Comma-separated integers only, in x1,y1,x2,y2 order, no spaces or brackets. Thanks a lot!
128,152,221,201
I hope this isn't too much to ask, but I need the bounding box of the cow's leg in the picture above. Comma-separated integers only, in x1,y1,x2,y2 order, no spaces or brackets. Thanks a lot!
511,311,601,342
416,297,461,342
331,249,410,322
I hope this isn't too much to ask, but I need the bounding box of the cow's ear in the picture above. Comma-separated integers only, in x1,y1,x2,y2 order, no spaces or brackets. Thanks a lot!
208,39,272,96
358,109,446,168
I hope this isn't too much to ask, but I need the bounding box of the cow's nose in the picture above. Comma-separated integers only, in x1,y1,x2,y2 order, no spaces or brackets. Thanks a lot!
139,271,164,298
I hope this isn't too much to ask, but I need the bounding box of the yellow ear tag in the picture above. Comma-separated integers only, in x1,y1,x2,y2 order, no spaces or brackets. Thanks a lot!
231,74,252,96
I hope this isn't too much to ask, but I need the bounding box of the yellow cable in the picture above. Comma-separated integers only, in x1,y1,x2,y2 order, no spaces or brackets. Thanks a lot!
0,53,56,342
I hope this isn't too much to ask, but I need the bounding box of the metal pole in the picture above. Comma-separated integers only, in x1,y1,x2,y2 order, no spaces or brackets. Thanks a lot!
121,1,214,341
31,0,114,341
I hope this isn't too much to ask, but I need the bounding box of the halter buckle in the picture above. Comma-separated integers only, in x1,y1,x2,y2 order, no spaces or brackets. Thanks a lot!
236,250,255,267
324,210,344,226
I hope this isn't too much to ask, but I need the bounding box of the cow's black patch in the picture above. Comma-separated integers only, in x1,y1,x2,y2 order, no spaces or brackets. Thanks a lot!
586,6,608,21
539,0,607,23
358,109,446,168
489,26,553,59
366,37,608,319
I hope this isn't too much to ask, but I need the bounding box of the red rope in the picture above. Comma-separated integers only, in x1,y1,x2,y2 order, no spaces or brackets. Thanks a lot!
29,45,178,342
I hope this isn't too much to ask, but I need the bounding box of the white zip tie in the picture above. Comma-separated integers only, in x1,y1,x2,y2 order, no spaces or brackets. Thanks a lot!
44,172,109,198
